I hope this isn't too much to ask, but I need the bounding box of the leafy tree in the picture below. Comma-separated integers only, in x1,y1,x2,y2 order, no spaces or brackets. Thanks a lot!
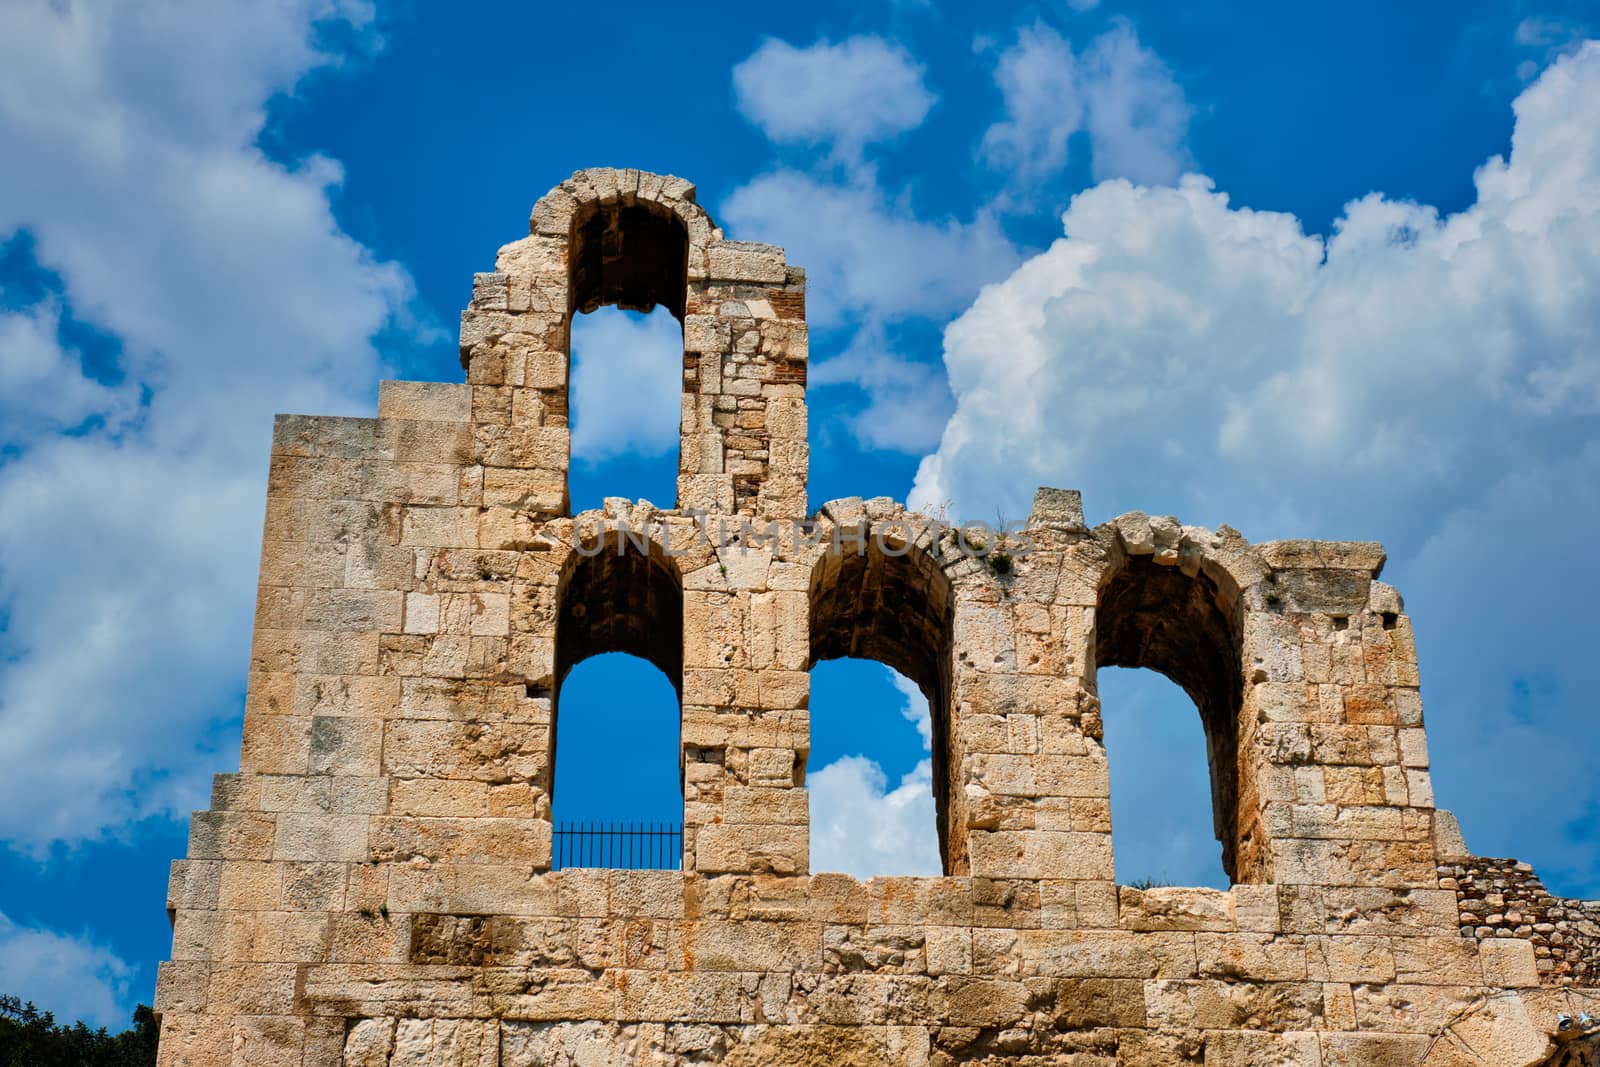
0,995,158,1067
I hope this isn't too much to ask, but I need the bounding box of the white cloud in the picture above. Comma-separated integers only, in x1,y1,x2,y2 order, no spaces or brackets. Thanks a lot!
723,170,1019,330
913,43,1600,889
0,0,411,846
0,301,136,436
1079,22,1192,185
809,756,942,879
0,911,134,1029
981,21,1191,190
981,23,1083,183
808,666,941,879
732,36,935,158
891,668,934,749
570,306,683,463
1515,16,1591,81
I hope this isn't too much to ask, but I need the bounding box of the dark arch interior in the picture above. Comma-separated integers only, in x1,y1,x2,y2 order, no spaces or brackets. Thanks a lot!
808,540,955,871
556,538,683,693
1095,555,1245,881
570,201,689,319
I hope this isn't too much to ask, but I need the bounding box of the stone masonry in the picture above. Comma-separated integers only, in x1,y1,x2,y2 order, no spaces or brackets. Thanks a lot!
154,168,1600,1066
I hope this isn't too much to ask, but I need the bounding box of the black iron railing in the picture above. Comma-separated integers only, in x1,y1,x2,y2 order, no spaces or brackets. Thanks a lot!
553,821,682,870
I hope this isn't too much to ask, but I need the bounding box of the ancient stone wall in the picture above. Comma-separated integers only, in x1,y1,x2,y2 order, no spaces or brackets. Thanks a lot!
151,168,1600,1066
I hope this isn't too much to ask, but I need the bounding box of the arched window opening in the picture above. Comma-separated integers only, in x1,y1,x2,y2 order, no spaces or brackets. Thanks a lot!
568,304,682,513
552,536,683,869
1095,554,1246,884
807,660,941,878
1101,667,1230,889
808,538,955,875
565,198,690,515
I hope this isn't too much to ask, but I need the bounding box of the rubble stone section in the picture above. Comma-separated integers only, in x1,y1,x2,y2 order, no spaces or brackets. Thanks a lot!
1444,856,1600,985
154,168,1600,1066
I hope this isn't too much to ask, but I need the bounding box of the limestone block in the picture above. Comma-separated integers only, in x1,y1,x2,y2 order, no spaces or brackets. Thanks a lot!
1195,933,1309,982
708,240,787,283
1307,935,1396,984
187,811,277,861
1439,992,1552,1066
1144,977,1324,1031
1479,937,1540,988
694,823,807,875
1203,1029,1321,1066
1259,540,1387,574
1119,887,1234,932
1028,486,1087,533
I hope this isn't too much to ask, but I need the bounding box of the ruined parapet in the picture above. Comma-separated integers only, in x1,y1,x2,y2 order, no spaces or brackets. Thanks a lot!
462,168,808,520
152,168,1600,1066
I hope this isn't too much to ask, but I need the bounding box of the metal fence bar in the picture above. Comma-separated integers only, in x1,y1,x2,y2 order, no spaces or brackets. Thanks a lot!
552,821,683,870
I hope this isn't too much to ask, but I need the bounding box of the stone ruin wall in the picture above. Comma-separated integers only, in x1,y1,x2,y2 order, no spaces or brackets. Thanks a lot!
150,168,1600,1066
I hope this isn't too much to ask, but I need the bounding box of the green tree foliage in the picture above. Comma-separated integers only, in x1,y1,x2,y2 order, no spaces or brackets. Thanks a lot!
0,995,158,1067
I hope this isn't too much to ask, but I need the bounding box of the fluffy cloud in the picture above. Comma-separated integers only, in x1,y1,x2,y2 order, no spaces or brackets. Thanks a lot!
569,306,683,463
1078,23,1192,185
0,911,134,1029
913,43,1600,889
980,23,1083,183
1516,15,1592,80
732,36,935,158
982,21,1191,190
808,757,941,879
0,0,410,846
0,301,136,436
722,170,1018,331
808,668,941,878
721,170,1017,453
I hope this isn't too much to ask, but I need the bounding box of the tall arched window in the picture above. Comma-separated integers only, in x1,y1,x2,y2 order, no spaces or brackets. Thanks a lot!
566,199,688,513
1094,553,1247,885
807,534,955,875
550,533,683,868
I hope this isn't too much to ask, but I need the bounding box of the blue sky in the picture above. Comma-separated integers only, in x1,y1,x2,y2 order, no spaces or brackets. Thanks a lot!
1,0,1598,1028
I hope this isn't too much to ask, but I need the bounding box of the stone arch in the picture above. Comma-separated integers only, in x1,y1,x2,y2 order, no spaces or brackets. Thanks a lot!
1092,517,1252,882
806,511,957,871
550,523,685,807
460,167,808,521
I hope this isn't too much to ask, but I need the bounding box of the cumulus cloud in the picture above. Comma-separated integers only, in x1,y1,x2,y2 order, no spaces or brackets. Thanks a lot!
1516,15,1591,80
808,668,941,878
732,36,935,159
0,0,411,846
809,757,941,879
1078,23,1192,185
721,170,1017,453
0,301,136,436
981,23,1083,183
0,911,134,1029
723,170,1018,330
913,43,1600,889
569,306,683,463
982,21,1191,190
